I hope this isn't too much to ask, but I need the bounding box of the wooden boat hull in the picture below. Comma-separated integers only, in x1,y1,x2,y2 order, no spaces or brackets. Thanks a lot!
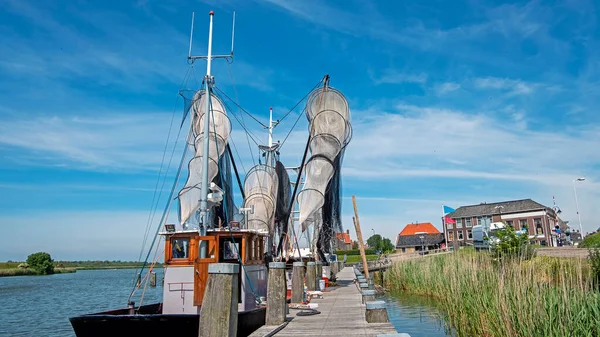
69,303,266,337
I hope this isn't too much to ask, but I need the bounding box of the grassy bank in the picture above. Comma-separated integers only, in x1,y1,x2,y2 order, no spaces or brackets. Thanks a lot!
385,251,600,337
0,267,77,277
345,254,378,263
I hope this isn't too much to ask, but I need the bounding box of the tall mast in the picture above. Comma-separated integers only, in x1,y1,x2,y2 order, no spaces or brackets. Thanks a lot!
197,11,215,257
187,10,236,257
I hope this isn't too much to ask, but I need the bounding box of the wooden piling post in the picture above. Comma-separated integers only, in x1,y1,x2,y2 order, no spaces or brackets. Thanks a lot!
149,272,157,287
306,262,317,291
361,289,376,304
352,196,369,281
330,261,339,280
266,262,287,325
291,262,305,303
199,263,239,337
316,261,323,281
365,300,389,323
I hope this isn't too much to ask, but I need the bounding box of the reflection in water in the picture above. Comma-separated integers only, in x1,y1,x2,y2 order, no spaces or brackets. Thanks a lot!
382,292,454,337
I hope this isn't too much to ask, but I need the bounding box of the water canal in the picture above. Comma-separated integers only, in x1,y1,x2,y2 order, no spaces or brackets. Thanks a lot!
0,269,451,336
382,293,453,337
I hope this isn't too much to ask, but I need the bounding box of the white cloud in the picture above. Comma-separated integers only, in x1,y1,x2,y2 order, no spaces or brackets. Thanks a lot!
474,77,534,95
435,82,461,95
0,113,182,171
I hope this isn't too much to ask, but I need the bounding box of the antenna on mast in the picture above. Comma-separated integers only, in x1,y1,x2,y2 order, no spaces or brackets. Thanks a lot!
188,11,236,63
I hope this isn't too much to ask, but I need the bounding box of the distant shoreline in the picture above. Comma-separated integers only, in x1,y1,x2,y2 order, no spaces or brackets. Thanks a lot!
0,262,163,278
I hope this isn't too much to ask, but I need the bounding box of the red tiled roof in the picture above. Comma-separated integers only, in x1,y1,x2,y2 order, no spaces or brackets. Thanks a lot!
399,223,440,236
335,232,352,244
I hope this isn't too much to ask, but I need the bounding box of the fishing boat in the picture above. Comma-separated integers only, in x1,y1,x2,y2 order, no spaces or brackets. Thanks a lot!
69,9,352,337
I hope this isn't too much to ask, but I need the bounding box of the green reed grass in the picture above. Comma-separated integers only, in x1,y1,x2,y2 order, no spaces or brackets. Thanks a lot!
385,252,600,337
0,268,39,277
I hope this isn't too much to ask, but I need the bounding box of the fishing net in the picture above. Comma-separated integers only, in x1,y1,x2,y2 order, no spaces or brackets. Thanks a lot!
297,86,352,255
243,164,279,233
177,90,231,226
275,161,291,236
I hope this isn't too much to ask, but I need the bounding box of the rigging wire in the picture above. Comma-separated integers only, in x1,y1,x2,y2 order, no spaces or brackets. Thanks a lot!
214,92,262,147
210,99,260,303
128,128,193,302
225,62,258,168
277,77,324,124
278,107,307,151
136,65,193,275
213,86,267,128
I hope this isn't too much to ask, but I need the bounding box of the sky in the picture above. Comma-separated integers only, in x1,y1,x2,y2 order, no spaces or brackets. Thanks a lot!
1,0,599,261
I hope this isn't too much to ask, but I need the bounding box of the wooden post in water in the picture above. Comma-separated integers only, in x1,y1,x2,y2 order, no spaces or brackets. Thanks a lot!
361,289,376,304
291,262,305,303
198,263,239,337
365,300,389,323
352,195,370,281
150,272,157,287
306,262,317,291
266,262,287,325
330,261,339,280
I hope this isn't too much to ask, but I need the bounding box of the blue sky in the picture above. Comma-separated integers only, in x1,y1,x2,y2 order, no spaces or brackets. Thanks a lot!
1,0,599,261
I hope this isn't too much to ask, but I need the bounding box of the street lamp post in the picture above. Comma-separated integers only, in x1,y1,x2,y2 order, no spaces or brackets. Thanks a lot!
573,177,585,237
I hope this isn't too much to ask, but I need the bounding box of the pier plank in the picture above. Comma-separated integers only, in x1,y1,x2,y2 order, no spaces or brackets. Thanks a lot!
273,267,398,337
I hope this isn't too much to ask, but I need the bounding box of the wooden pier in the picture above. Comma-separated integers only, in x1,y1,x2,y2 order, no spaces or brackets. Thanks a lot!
265,266,399,337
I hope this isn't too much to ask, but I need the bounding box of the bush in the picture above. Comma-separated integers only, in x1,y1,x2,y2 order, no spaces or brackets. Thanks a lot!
491,225,535,260
581,232,600,248
334,248,376,256
26,252,54,275
17,263,29,269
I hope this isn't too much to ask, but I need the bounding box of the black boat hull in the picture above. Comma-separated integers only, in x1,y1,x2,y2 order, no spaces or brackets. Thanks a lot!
69,303,266,337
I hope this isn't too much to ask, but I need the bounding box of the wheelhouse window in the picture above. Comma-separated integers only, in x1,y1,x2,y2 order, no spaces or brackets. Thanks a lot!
172,238,189,259
220,238,240,261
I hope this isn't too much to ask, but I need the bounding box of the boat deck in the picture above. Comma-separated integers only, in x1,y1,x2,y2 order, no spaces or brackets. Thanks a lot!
271,267,398,337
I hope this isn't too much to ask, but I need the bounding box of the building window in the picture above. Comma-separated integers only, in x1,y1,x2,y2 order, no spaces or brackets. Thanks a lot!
477,216,482,225
448,231,454,241
486,216,492,224
458,231,464,240
534,218,543,235
520,219,528,230
172,238,189,259
447,222,453,229
457,219,463,228
467,229,472,240
506,220,513,228
466,218,471,227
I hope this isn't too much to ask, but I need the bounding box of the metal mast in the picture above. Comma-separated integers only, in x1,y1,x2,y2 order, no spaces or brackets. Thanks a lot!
187,10,235,257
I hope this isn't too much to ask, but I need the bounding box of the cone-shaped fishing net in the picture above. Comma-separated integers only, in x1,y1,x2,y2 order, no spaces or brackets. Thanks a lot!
298,87,351,233
178,90,231,225
243,164,279,233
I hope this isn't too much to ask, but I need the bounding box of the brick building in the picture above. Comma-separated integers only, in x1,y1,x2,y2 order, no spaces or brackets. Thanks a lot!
333,230,352,251
445,199,561,247
395,222,445,253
